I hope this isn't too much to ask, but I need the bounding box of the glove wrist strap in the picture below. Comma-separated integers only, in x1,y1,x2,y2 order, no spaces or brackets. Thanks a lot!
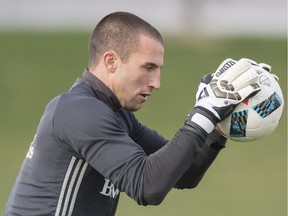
185,110,217,134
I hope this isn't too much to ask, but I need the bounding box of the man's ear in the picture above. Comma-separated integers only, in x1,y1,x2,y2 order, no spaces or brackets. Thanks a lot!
103,51,117,72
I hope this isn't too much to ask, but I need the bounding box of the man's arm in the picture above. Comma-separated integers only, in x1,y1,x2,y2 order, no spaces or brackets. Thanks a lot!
175,130,226,189
130,112,224,190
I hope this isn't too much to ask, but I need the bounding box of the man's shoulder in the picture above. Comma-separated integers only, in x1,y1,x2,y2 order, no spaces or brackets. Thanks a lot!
58,81,110,111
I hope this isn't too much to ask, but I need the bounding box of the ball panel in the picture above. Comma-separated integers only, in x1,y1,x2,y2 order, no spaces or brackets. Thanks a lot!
252,92,282,118
229,109,248,137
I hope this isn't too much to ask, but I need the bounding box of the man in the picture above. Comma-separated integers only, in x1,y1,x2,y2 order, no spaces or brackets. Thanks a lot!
5,11,263,215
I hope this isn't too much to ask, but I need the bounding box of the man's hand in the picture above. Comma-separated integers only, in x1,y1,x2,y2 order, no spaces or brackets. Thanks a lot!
185,58,261,134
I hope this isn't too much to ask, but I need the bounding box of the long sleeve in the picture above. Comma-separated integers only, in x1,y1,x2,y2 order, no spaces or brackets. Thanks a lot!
175,130,227,189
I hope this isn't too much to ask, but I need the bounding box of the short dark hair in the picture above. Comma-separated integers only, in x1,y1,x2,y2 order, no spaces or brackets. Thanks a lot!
88,11,164,68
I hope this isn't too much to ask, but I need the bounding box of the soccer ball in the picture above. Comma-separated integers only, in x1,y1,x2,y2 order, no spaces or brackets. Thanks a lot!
216,68,284,142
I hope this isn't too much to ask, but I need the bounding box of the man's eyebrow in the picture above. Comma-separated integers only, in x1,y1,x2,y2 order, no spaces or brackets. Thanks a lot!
144,62,163,68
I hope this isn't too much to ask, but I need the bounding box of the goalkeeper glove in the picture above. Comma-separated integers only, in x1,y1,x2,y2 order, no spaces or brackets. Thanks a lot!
185,58,261,134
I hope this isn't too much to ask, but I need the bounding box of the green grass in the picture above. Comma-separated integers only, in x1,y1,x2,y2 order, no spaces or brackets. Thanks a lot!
0,31,286,215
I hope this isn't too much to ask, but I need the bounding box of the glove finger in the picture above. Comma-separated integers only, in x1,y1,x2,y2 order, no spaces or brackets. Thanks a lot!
271,73,279,81
258,63,272,72
213,58,237,79
201,73,213,84
236,83,260,102
241,58,258,65
220,58,252,83
229,67,259,91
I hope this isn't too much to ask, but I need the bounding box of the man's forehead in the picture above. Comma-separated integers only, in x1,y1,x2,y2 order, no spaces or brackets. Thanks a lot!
137,34,164,54
127,34,164,66
138,33,164,46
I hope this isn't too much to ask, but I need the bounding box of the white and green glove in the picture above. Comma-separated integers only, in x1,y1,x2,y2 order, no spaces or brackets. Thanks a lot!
185,58,261,134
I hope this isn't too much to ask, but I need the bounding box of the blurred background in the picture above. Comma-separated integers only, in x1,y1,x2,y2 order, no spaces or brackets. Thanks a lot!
0,0,287,215
0,0,286,36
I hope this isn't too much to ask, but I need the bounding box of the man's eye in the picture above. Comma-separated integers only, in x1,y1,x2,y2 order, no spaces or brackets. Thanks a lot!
146,67,153,71
145,65,155,71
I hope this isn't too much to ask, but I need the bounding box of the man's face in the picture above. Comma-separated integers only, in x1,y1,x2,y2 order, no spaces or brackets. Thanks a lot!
112,35,164,111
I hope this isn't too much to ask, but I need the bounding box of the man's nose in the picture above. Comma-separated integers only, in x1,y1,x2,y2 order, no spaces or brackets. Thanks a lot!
149,74,161,90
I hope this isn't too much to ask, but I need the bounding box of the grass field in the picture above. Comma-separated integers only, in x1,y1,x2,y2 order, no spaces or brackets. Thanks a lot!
0,31,286,215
